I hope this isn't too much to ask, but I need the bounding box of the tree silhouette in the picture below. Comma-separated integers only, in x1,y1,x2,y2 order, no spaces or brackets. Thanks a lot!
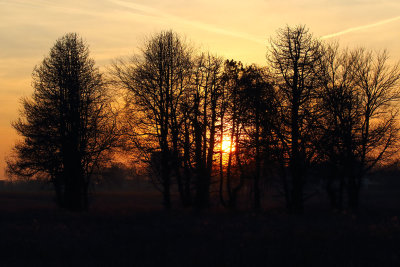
7,33,119,211
190,53,224,210
237,65,277,210
268,25,323,213
318,45,400,210
218,60,245,209
316,44,358,210
350,49,400,210
112,30,193,209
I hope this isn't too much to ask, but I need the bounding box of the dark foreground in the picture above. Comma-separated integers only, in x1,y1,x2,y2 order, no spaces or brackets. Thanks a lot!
0,191,400,266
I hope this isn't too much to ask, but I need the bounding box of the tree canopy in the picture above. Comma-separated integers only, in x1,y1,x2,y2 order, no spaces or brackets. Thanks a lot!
7,33,119,211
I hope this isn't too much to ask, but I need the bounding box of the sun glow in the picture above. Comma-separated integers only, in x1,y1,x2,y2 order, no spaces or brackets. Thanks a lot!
221,137,235,153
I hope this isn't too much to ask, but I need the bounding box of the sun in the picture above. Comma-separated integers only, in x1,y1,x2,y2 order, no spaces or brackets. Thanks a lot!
221,137,235,153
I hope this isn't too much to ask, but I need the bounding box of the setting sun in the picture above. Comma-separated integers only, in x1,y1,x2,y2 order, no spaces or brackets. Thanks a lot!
221,137,235,153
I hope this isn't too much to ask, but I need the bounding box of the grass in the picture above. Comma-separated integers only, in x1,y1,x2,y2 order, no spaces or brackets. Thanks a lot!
0,190,400,266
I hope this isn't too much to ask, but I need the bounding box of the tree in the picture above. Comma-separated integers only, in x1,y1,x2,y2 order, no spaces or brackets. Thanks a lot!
219,60,246,209
189,53,224,210
317,44,361,210
112,30,193,209
318,44,400,211
7,33,119,211
237,65,277,210
350,49,400,210
268,25,323,213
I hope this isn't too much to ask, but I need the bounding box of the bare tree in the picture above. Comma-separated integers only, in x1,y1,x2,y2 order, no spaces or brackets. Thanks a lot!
317,43,361,210
237,65,277,210
112,30,193,209
268,25,323,213
189,53,224,209
218,60,245,209
7,33,119,211
318,44,400,211
350,49,400,210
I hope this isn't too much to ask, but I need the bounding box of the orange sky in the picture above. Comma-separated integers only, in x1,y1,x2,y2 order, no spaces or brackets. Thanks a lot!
1,0,400,180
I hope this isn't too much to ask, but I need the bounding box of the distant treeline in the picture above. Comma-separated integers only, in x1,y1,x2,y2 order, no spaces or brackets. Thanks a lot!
6,25,400,213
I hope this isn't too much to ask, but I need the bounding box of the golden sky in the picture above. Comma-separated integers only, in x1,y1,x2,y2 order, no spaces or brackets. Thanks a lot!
1,0,400,180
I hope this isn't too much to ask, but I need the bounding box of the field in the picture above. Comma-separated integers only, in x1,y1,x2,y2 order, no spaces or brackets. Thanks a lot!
1,189,400,266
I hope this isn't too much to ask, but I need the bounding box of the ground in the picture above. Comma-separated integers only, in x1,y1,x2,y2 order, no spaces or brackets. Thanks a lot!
0,190,400,266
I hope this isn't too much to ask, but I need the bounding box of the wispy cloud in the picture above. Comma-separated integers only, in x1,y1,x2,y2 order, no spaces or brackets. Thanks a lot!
110,0,265,45
321,15,400,39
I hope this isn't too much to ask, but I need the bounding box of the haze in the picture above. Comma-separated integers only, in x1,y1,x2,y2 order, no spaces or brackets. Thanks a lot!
1,0,400,180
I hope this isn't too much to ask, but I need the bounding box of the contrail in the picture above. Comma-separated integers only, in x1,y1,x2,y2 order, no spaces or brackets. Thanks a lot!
110,0,266,45
321,16,400,39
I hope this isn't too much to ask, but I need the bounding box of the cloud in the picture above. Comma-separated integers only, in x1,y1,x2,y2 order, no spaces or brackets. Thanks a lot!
321,15,400,39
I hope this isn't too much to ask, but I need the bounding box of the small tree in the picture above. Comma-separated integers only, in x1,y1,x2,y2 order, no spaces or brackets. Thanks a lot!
7,33,119,211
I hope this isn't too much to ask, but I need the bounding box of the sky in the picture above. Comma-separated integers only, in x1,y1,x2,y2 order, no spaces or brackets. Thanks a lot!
1,0,400,180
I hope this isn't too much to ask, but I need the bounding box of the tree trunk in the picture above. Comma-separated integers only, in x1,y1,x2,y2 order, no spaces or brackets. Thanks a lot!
254,111,261,211
290,95,304,214
347,174,360,212
161,150,171,210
